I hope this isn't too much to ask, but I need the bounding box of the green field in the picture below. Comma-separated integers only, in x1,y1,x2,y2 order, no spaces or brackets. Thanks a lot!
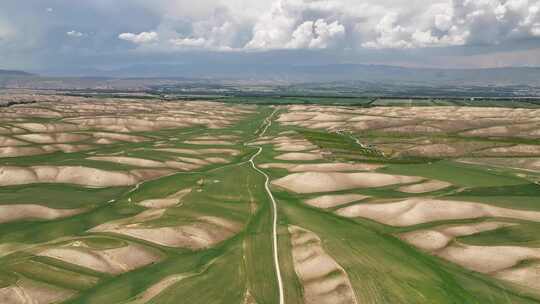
1,98,540,303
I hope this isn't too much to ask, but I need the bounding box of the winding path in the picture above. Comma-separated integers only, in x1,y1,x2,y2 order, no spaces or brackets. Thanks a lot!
247,109,285,304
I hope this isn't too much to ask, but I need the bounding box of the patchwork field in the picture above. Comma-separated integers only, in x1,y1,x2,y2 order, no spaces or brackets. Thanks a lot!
1,93,540,303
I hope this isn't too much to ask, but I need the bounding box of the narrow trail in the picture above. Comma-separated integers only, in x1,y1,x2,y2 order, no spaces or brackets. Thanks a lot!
246,109,285,304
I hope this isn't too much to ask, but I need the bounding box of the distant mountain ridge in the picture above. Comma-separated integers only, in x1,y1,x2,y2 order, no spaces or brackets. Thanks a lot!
37,64,540,87
0,69,34,77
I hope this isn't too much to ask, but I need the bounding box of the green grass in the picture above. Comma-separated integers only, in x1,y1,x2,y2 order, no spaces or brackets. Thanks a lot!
0,184,127,209
7,259,99,290
242,200,281,304
80,237,128,250
0,271,18,288
2,103,540,303
147,245,245,304
380,160,528,187
298,129,385,160
275,191,539,303
459,223,540,247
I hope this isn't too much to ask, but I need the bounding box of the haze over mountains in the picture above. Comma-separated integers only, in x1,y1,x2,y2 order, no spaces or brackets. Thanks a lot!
0,70,34,77
24,64,540,86
1,65,540,98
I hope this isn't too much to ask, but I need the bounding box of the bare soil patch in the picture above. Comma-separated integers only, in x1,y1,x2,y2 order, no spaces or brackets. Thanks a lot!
275,153,323,161
0,166,161,187
438,244,540,274
305,194,370,209
184,140,235,146
398,180,452,193
288,225,358,304
337,198,540,227
494,262,540,293
138,189,192,209
0,279,75,304
91,216,240,250
260,162,383,172
15,123,80,133
38,243,161,275
88,156,165,168
156,148,240,156
15,133,89,144
0,204,85,224
398,222,514,252
0,136,27,147
273,172,422,194
91,132,148,143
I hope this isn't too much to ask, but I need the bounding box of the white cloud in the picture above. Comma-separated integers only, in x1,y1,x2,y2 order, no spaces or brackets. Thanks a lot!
118,31,159,44
356,0,540,49
66,30,84,38
170,37,206,47
245,0,348,50
286,19,345,49
114,0,540,51
46,8,53,13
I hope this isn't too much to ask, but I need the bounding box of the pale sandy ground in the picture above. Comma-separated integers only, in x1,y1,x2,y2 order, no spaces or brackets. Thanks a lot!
156,148,240,156
2,98,254,133
274,143,318,152
401,144,458,157
260,163,383,172
14,122,80,133
276,113,316,122
0,146,43,159
479,144,540,156
379,125,442,133
458,157,540,173
273,172,422,194
184,140,235,146
276,106,540,143
305,194,370,209
0,205,85,224
90,132,148,143
0,278,75,304
38,243,161,275
94,209,166,229
0,126,27,135
337,198,540,226
90,215,240,250
88,156,165,168
438,244,540,274
0,144,94,158
275,153,323,161
278,131,298,135
398,180,452,193
398,221,514,251
205,157,229,164
138,189,192,209
0,166,171,187
88,153,214,172
494,262,540,293
0,136,27,147
242,290,258,304
461,126,513,137
65,117,189,133
289,225,358,304
125,274,188,304
175,156,209,166
94,138,116,145
163,161,201,171
15,133,89,144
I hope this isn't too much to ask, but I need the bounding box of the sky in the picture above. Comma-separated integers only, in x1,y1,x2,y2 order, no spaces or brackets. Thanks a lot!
1,0,540,72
